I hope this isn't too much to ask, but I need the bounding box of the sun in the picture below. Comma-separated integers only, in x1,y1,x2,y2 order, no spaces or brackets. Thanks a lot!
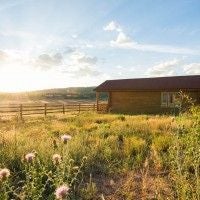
0,65,56,92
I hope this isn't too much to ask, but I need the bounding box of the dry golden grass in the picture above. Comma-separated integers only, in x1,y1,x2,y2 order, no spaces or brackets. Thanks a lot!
0,108,199,199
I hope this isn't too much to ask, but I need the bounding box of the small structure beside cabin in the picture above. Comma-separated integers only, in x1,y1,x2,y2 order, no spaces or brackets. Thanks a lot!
94,75,200,114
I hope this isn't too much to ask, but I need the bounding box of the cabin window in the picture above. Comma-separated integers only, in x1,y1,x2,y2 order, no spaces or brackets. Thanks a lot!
168,93,174,107
161,92,179,107
161,92,168,106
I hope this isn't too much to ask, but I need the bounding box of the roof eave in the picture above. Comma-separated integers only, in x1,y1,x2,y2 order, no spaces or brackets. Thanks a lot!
94,88,200,92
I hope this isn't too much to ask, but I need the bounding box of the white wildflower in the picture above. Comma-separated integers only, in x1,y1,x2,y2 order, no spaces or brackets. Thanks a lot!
61,135,72,144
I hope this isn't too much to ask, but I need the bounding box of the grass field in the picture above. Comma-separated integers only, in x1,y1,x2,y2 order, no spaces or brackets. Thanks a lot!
0,107,199,199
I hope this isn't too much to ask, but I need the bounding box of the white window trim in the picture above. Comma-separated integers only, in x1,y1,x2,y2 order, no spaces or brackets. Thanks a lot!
168,92,175,107
161,92,168,107
161,92,180,107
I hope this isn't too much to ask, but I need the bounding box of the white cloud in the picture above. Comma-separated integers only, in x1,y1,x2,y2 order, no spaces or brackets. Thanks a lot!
111,33,200,55
34,53,63,70
64,47,76,54
183,63,200,75
70,51,98,65
72,66,100,77
132,43,200,55
78,56,97,65
115,32,132,44
63,51,100,77
103,21,122,32
147,59,180,77
111,32,136,48
104,21,200,55
0,48,100,77
0,49,64,71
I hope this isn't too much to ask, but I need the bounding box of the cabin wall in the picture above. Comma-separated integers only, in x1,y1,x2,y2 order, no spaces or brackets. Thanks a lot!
109,91,200,114
189,91,200,103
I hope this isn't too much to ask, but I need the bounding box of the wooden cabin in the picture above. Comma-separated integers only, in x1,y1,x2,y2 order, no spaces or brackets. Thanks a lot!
94,75,200,114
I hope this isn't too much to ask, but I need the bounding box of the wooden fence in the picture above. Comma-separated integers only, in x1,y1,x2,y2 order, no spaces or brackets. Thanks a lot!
0,103,108,118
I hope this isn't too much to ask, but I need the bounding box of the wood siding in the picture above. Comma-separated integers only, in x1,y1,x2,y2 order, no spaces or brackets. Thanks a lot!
109,91,200,114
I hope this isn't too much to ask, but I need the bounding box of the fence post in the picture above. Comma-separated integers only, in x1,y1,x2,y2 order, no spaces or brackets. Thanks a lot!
63,104,65,114
96,92,99,112
19,104,23,119
93,104,95,111
44,104,47,116
78,103,80,113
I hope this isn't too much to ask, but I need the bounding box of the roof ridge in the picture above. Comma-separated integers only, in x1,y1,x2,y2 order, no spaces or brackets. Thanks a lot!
94,75,200,91
105,75,200,82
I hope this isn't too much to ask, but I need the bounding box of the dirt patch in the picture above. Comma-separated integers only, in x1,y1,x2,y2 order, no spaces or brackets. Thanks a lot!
93,170,174,200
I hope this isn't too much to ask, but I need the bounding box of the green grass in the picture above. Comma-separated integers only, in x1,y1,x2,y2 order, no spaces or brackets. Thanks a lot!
0,107,199,199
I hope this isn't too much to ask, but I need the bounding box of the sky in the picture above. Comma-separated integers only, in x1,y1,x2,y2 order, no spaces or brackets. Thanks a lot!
0,0,200,92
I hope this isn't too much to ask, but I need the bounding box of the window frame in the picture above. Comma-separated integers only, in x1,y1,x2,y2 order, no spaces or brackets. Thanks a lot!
161,92,180,107
161,92,168,107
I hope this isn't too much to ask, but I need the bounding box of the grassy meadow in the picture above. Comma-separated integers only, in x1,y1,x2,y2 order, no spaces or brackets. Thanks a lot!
0,107,200,199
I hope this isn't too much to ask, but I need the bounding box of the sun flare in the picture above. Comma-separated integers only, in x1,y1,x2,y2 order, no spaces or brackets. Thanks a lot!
0,65,57,92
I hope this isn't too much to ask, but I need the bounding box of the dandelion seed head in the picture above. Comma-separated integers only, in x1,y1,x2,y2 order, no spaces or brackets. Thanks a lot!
55,184,70,199
61,134,72,144
0,168,10,181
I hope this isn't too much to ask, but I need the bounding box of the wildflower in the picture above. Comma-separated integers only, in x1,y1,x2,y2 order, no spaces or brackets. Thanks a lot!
52,154,62,165
61,135,72,144
25,153,36,163
0,168,10,181
55,184,70,199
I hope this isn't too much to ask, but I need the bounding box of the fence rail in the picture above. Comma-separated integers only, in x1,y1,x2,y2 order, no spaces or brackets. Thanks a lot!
0,103,108,118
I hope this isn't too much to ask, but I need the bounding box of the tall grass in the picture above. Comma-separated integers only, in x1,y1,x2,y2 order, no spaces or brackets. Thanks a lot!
168,106,200,200
0,107,199,199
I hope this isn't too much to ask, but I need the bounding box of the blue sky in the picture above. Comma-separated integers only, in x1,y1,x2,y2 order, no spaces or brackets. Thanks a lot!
0,0,200,91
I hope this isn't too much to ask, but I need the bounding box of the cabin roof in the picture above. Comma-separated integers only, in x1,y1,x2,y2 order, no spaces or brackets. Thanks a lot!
94,75,200,92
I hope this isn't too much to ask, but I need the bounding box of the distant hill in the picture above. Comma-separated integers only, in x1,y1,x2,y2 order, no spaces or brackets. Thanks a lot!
0,87,107,103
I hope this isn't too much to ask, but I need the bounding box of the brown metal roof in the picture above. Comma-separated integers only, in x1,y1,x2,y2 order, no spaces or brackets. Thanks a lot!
94,75,200,92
